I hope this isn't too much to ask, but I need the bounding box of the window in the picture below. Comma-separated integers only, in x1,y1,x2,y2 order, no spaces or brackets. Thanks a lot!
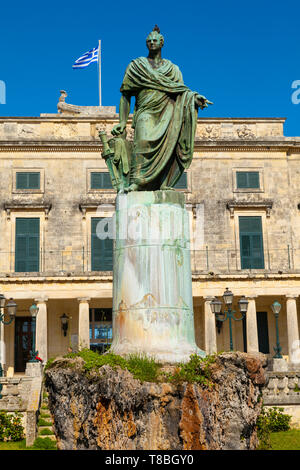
15,218,40,272
174,172,187,189
236,171,259,189
89,308,112,353
239,216,264,269
16,172,40,190
90,172,113,189
91,217,113,271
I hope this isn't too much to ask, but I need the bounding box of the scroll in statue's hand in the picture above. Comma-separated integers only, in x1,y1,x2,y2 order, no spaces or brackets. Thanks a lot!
195,94,213,110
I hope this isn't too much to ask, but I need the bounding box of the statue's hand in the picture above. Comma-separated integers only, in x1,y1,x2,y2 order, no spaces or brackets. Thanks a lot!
195,94,213,110
111,122,126,136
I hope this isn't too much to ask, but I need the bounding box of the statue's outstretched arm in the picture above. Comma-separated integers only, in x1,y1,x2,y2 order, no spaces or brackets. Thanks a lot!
112,92,131,136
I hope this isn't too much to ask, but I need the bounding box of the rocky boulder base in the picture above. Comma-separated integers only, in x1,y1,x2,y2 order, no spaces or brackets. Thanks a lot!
44,352,267,450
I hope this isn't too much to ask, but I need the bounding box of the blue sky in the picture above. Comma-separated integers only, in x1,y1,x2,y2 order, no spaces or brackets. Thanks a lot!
0,0,299,136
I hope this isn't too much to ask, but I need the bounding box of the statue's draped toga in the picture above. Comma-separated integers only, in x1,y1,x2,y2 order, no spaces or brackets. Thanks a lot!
120,57,199,190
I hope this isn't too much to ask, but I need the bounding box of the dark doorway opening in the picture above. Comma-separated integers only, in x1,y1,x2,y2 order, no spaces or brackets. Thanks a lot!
14,317,34,372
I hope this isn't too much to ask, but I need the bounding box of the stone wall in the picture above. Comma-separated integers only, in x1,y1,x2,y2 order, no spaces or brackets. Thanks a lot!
0,364,43,446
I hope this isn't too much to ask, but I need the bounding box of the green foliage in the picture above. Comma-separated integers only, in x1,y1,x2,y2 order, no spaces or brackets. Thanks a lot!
164,353,217,386
0,412,24,442
31,437,57,450
65,349,162,383
256,406,292,449
126,353,162,383
46,349,217,384
44,357,55,371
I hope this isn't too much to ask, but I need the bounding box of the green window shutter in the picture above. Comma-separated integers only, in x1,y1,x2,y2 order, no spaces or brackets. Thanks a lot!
174,172,187,189
28,172,40,189
236,171,259,189
239,216,264,269
91,172,113,189
15,218,40,272
16,173,28,189
248,172,259,188
16,172,40,189
91,218,113,271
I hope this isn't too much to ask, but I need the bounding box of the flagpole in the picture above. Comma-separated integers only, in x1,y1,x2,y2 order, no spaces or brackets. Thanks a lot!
98,40,101,107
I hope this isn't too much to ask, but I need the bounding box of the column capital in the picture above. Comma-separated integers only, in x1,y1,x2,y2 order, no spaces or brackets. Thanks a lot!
34,296,48,304
78,297,91,303
204,296,215,302
246,295,258,300
286,294,299,300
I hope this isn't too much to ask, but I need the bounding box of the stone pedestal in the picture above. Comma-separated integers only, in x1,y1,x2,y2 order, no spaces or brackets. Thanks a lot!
109,190,205,363
268,358,288,372
25,362,43,377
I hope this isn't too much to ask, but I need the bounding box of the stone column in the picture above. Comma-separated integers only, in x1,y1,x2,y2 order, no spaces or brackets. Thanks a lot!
246,296,259,353
286,295,299,362
35,297,48,363
78,298,90,350
204,297,217,354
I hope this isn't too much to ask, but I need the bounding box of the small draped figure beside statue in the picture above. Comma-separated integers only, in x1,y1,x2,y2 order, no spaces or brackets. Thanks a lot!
99,25,213,193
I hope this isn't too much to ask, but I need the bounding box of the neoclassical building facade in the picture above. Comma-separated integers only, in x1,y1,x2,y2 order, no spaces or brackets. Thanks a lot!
0,93,300,375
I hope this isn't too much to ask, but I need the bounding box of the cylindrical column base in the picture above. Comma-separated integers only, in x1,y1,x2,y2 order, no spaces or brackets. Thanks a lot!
110,191,205,363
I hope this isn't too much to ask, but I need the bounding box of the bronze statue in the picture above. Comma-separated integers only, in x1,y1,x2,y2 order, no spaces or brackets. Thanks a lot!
100,26,212,192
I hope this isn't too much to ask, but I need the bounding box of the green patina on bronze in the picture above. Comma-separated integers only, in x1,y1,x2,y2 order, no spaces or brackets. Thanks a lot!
99,26,213,193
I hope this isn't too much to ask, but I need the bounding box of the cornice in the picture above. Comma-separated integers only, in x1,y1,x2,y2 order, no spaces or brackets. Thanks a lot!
0,116,286,123
1,139,300,153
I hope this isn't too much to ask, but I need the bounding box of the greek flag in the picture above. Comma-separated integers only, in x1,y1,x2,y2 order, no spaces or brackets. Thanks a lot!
73,46,99,69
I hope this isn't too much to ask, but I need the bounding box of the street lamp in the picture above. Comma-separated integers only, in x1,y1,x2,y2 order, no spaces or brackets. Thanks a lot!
0,296,17,324
271,300,282,358
0,295,17,398
60,313,69,337
210,288,249,351
29,302,39,362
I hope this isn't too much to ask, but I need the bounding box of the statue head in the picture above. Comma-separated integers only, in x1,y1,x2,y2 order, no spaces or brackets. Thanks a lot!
146,25,164,51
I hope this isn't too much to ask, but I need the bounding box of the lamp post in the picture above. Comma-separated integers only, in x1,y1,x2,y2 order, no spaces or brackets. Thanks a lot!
210,288,248,351
0,295,17,398
29,302,39,362
271,300,282,358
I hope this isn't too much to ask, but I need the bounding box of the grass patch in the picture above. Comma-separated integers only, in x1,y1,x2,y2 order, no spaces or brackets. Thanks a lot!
164,354,216,386
46,349,217,384
64,349,162,383
39,428,53,436
270,430,300,450
30,437,57,450
0,439,27,450
38,418,52,427
0,437,57,450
